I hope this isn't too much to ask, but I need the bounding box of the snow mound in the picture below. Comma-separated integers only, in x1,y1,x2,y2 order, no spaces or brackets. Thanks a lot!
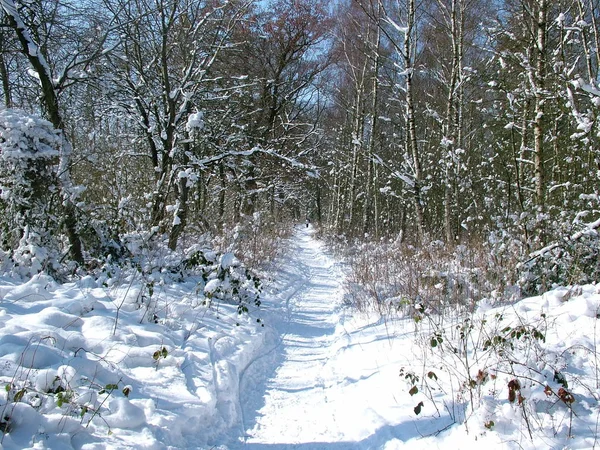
0,266,266,449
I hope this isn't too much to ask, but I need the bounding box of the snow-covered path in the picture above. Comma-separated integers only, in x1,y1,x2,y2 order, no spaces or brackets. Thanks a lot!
230,226,432,449
238,226,345,446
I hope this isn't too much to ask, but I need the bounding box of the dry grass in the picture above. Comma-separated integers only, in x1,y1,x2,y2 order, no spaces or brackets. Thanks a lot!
327,235,521,318
214,216,293,271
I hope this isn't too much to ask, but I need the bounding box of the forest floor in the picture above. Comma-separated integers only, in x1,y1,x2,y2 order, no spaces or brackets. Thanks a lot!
0,226,598,449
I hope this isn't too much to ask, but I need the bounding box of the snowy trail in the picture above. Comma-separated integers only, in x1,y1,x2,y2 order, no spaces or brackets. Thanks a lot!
239,226,344,447
230,226,427,449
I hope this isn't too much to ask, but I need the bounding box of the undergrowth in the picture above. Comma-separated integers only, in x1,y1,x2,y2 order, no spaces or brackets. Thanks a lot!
327,235,517,318
324,229,600,446
403,292,600,445
213,213,292,272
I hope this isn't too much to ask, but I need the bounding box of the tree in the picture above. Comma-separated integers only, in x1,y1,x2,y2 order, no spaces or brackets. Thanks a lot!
1,0,85,263
228,0,331,220
0,109,60,249
361,0,426,241
103,0,252,249
0,13,13,107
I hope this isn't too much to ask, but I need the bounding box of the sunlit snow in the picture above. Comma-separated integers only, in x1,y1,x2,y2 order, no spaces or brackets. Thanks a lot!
0,227,597,449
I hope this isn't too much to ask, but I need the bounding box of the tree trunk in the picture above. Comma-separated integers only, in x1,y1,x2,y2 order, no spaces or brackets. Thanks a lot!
219,162,226,225
0,39,11,107
363,8,382,237
348,86,365,232
532,0,547,210
587,0,600,80
405,0,425,241
316,183,322,224
168,141,191,250
442,0,462,244
241,162,258,217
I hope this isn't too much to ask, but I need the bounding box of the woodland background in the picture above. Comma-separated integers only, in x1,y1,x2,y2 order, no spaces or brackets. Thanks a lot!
1,0,599,299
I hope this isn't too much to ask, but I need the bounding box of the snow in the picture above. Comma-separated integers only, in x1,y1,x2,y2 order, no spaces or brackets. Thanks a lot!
385,17,409,36
392,171,415,187
440,137,454,147
575,77,600,98
219,253,235,271
186,112,204,132
204,278,221,294
0,109,61,159
0,227,598,449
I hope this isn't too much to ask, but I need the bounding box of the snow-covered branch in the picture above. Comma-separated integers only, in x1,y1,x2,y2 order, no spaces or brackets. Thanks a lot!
525,217,600,264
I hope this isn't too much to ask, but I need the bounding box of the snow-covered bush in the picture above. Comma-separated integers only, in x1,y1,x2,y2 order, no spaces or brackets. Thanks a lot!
406,285,600,445
0,109,64,275
11,227,52,276
182,247,262,314
519,233,600,296
92,232,263,326
0,109,61,243
517,206,600,296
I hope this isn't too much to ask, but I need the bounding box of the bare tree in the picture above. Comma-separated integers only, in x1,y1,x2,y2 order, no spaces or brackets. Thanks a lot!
362,0,425,241
229,0,331,219
103,0,252,249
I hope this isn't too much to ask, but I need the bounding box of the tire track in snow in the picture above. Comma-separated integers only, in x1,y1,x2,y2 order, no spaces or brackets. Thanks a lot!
236,233,313,444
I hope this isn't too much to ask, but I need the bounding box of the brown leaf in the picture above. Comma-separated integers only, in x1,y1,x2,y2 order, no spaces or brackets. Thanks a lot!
508,379,521,390
557,387,575,404
476,369,488,385
414,401,424,415
508,378,521,403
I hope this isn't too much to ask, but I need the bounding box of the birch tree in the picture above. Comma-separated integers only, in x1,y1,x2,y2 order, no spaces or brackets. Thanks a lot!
370,0,425,241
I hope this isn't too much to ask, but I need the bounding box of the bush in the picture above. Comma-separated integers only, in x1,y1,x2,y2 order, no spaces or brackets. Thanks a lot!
331,234,513,318
0,109,61,251
518,218,600,296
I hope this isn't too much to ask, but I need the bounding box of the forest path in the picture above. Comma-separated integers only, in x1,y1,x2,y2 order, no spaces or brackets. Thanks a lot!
229,226,428,449
238,225,347,447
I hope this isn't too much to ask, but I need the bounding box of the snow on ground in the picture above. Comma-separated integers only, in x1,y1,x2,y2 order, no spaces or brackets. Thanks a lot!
231,226,455,449
0,257,268,449
0,225,598,449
